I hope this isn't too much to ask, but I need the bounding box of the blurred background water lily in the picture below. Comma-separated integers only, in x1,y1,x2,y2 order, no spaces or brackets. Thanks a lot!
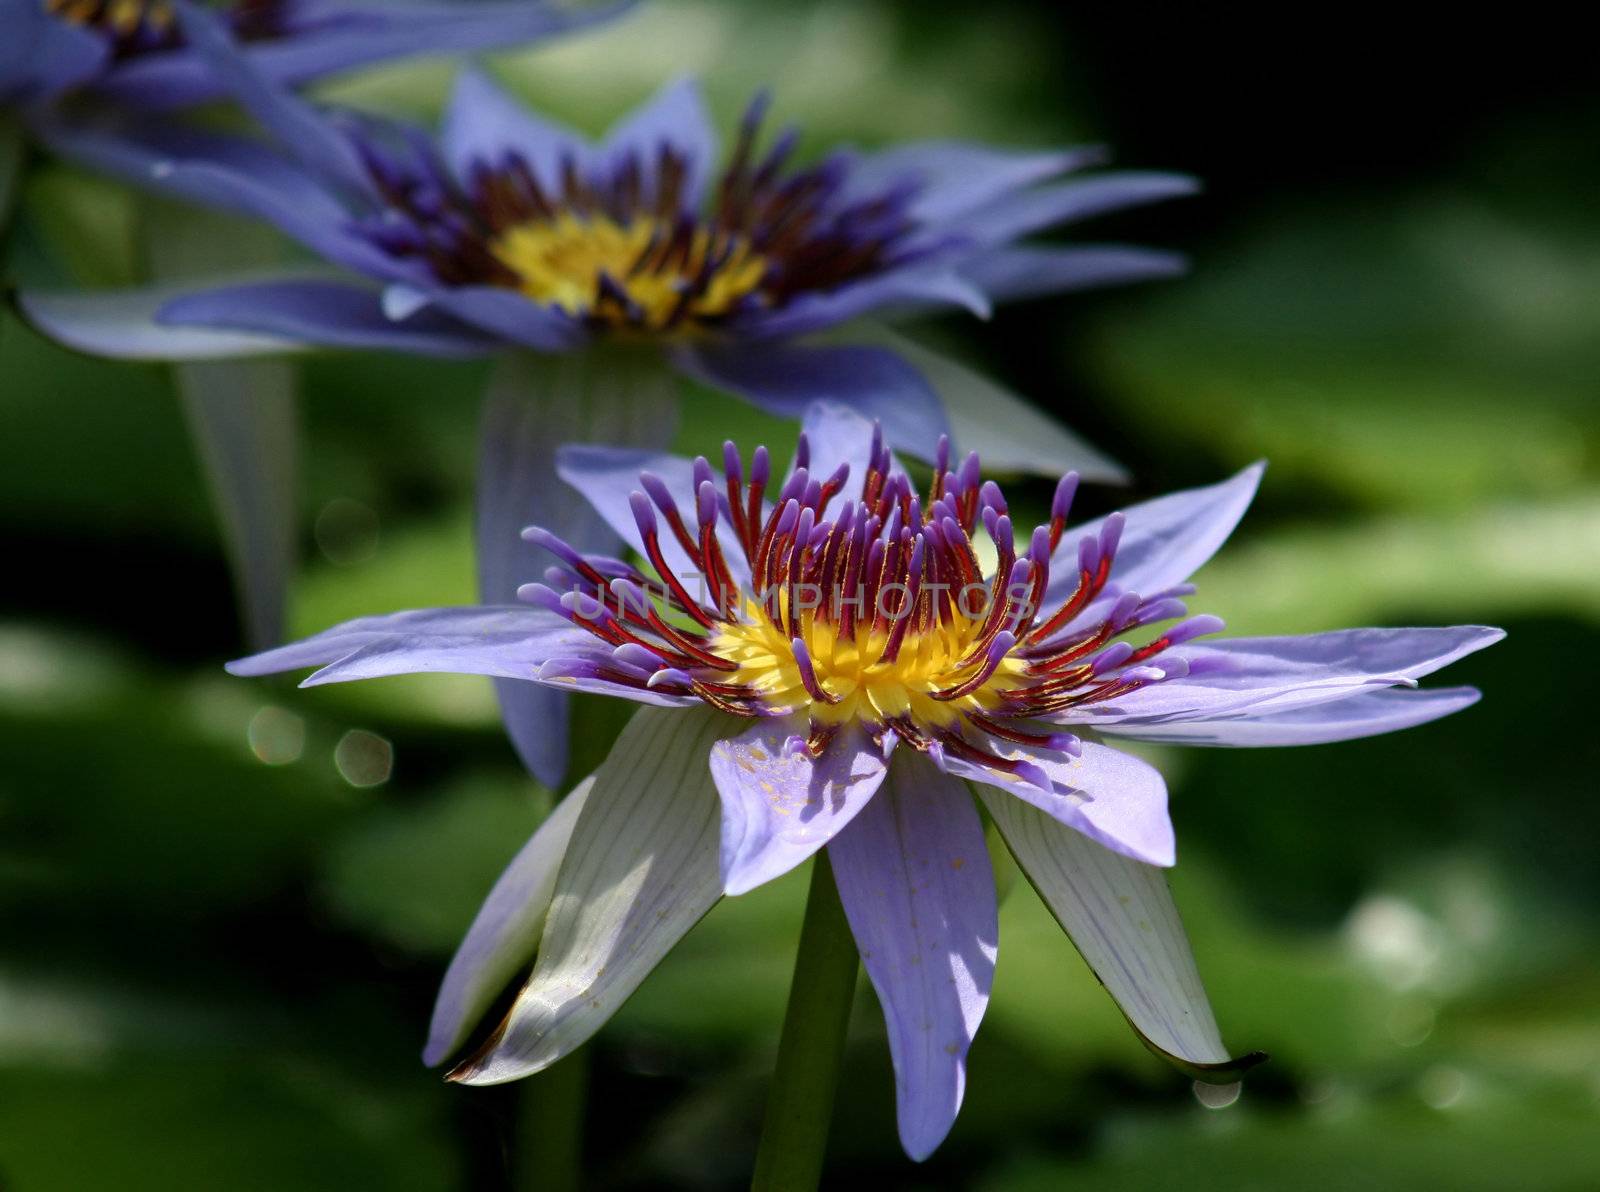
226,405,1500,1160
0,0,630,110
17,4,1191,437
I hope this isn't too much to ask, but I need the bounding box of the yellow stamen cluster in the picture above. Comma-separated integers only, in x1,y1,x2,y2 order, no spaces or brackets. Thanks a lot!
488,214,768,332
711,597,1030,731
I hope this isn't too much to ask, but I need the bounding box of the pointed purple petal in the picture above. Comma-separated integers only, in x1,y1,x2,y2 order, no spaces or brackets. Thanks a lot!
601,76,716,209
442,65,592,194
555,444,750,588
157,279,498,356
226,604,691,706
2,9,108,103
1083,627,1505,727
959,171,1199,247
27,115,409,280
938,740,1175,867
409,286,587,353
841,141,1104,224
728,265,990,340
1043,463,1265,614
174,0,376,199
958,244,1189,304
91,1,635,109
828,752,997,1161
793,401,907,507
1099,685,1484,747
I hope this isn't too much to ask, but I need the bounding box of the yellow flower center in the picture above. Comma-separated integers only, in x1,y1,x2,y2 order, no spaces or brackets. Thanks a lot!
488,213,769,333
710,596,1031,731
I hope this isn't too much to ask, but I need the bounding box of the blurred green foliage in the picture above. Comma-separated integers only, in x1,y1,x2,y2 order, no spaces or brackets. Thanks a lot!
3,1,1597,1188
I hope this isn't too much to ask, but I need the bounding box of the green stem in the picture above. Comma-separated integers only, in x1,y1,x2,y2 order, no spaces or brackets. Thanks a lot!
751,851,860,1192
514,1049,588,1192
1,114,26,257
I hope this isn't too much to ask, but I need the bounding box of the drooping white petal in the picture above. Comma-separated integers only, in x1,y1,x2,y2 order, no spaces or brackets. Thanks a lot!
424,776,595,1067
448,705,730,1084
977,783,1263,1080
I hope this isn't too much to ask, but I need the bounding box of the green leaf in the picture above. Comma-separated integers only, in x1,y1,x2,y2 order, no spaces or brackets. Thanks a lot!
1088,200,1600,509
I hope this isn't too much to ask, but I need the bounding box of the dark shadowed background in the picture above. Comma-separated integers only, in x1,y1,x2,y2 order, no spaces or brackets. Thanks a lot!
3,2,1597,1188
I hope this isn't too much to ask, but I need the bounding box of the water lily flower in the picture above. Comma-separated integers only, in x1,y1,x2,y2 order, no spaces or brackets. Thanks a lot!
19,2,1194,459
227,404,1502,1160
0,0,629,110
16,1,1194,786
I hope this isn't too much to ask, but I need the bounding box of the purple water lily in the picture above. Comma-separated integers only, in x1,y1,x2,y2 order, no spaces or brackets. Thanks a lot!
17,0,1194,456
227,404,1502,1160
0,0,628,110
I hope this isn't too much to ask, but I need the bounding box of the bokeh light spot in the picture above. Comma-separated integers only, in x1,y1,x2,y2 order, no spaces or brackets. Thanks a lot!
1419,1065,1468,1110
1193,1081,1243,1110
246,705,305,766
334,730,393,787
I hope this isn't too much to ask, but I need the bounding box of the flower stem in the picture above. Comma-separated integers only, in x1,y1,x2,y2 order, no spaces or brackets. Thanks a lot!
751,851,859,1192
514,1050,587,1192
1,113,26,246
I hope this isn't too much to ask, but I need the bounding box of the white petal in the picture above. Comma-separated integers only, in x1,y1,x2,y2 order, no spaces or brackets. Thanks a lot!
977,784,1262,1078
448,705,730,1084
424,776,595,1067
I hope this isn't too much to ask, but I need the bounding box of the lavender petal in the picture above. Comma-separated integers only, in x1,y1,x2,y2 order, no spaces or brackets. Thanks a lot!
829,752,997,1161
709,718,889,896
